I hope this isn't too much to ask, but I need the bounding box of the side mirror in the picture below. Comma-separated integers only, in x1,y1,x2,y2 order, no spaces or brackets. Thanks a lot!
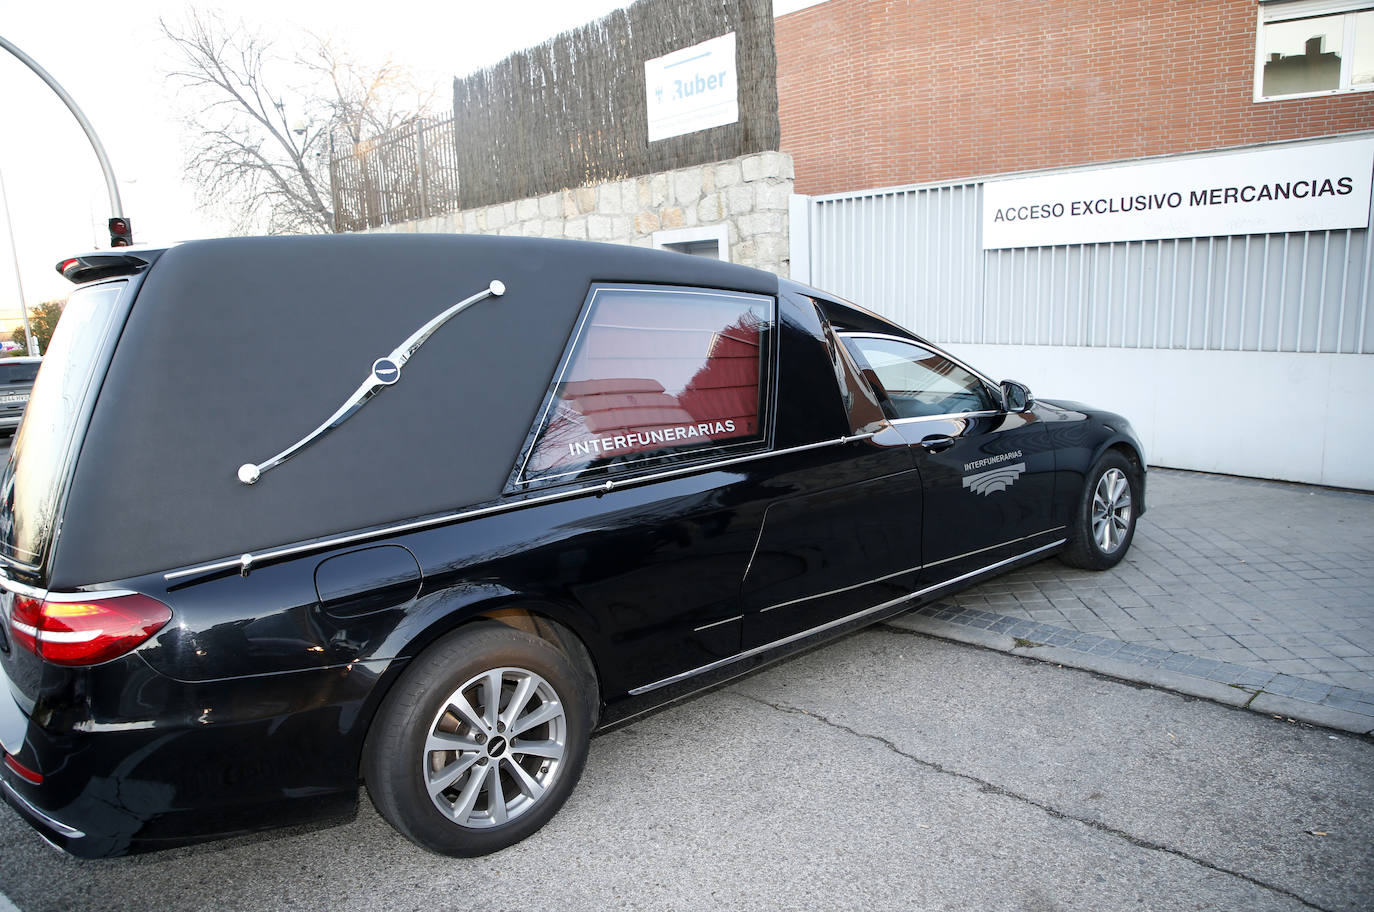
1000,380,1032,412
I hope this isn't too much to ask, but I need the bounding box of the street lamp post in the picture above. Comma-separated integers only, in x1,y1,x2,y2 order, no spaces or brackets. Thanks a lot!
0,34,125,224
1,33,128,355
0,169,37,356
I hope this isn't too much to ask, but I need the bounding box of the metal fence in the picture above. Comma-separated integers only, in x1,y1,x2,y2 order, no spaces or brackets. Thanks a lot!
330,116,461,232
805,178,1374,355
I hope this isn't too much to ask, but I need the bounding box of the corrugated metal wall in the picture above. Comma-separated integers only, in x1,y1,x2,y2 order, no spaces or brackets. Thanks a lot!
806,175,1374,355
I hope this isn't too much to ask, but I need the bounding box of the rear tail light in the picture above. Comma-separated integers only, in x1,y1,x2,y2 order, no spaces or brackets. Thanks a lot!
9,593,171,666
4,753,43,784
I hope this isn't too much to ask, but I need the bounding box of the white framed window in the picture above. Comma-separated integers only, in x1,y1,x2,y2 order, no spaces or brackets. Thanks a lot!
512,284,772,487
1255,1,1374,100
652,224,730,261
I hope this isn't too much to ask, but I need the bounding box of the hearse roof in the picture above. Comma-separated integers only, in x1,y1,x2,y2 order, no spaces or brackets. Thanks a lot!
52,234,780,587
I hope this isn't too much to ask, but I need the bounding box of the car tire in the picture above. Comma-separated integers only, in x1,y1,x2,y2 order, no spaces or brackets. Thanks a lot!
363,621,596,856
1060,451,1139,571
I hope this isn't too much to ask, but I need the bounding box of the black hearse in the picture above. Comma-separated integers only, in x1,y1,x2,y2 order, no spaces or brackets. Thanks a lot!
0,235,1144,858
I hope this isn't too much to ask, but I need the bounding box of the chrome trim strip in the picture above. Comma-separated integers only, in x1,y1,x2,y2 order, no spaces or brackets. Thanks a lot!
692,615,743,633
237,280,505,485
0,779,86,839
759,561,922,613
838,331,1002,394
524,435,765,488
0,571,135,603
908,539,1065,600
627,539,1066,696
165,432,878,582
35,588,138,603
72,719,158,733
0,574,46,601
605,432,873,490
888,411,1002,426
922,527,1067,570
756,528,1064,617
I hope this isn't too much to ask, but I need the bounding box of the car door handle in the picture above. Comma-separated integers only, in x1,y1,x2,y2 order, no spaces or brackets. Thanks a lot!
919,434,956,453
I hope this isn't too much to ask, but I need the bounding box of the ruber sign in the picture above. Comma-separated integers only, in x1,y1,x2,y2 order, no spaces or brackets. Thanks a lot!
644,33,739,143
982,138,1374,249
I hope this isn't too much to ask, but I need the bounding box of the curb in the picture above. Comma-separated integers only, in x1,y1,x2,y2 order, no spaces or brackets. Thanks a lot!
888,606,1374,736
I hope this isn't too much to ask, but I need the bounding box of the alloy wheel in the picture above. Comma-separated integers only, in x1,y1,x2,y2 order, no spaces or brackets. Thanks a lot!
422,666,568,828
1091,467,1133,554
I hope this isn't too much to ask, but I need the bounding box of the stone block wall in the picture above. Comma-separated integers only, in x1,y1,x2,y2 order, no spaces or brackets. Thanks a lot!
369,151,795,276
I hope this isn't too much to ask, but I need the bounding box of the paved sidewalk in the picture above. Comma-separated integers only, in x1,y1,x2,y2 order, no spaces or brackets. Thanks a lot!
891,468,1374,733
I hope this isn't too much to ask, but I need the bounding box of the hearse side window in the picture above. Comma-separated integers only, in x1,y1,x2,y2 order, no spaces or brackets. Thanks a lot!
843,336,996,420
514,285,773,485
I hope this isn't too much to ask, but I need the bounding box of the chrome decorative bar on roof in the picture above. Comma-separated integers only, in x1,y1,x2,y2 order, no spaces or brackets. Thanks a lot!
237,279,505,485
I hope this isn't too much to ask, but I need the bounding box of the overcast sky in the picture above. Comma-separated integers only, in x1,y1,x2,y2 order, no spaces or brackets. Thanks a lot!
1,0,824,312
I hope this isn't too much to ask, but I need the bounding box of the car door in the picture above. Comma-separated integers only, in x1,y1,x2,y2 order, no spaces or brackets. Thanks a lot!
503,286,922,690
839,334,1061,586
740,295,924,650
503,283,780,684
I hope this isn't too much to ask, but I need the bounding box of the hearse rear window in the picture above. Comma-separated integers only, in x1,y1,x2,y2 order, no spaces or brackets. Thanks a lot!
514,285,773,486
0,281,128,568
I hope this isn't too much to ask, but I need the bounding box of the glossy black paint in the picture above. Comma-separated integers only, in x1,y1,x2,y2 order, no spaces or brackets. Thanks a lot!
894,410,1059,579
0,240,1146,857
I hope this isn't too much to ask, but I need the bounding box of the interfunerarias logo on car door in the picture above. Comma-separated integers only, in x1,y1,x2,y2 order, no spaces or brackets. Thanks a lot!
962,451,1025,496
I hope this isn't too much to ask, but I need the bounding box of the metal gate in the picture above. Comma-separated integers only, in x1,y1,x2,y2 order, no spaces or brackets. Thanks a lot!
795,174,1374,355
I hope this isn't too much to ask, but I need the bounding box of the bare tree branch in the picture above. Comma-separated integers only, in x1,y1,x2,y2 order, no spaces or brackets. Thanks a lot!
161,11,432,234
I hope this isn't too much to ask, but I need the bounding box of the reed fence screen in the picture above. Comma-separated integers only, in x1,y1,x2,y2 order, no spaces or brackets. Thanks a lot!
453,0,777,209
330,0,778,228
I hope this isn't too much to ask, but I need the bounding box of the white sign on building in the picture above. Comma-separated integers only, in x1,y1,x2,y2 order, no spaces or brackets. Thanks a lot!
644,33,739,143
982,137,1374,249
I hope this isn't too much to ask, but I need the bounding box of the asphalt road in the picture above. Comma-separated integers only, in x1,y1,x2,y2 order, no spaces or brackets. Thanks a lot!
2,626,1370,912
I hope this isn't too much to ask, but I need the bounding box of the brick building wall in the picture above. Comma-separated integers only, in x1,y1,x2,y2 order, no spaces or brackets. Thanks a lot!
777,0,1374,195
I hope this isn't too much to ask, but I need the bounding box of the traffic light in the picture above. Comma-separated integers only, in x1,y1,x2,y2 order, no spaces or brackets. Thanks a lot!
109,216,133,247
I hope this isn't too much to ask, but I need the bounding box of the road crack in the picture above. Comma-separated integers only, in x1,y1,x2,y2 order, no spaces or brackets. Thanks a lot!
733,690,1335,912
